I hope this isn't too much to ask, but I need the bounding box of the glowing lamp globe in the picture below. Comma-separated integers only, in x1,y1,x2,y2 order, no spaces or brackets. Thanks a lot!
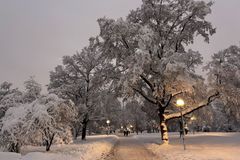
176,99,185,107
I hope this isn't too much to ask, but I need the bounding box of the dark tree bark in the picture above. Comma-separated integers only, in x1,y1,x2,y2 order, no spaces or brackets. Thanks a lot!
81,113,89,140
45,133,55,151
8,142,20,153
42,127,56,152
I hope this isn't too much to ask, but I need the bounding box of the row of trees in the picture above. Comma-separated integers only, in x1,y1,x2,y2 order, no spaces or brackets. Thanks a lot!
51,0,240,141
0,0,240,152
48,0,239,143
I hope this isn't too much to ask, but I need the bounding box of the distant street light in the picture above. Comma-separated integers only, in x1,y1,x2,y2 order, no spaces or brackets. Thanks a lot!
176,99,186,150
106,120,110,135
190,116,196,121
190,116,197,134
130,125,133,133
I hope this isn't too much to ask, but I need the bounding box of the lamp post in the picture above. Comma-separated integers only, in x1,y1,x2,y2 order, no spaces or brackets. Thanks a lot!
176,99,186,150
106,120,110,135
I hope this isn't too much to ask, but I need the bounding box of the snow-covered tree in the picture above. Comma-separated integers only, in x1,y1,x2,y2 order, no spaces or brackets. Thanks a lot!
0,103,29,152
23,76,42,103
0,94,76,152
98,0,218,144
0,78,42,124
27,94,76,151
49,37,112,140
205,45,240,129
0,82,23,119
0,82,13,101
0,82,23,152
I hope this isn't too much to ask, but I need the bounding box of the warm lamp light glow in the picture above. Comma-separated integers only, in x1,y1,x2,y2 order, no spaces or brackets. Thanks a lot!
106,120,110,124
191,116,196,121
176,99,185,107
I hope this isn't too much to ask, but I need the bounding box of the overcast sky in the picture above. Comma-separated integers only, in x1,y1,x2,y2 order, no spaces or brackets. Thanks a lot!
0,0,240,90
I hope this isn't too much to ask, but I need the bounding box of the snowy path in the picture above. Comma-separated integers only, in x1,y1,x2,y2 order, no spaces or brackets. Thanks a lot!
107,136,159,160
106,132,240,160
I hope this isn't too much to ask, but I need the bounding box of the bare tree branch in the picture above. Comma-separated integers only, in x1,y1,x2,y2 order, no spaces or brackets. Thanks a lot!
163,91,184,108
165,92,219,120
121,36,130,49
132,87,157,104
140,75,154,92
172,90,184,97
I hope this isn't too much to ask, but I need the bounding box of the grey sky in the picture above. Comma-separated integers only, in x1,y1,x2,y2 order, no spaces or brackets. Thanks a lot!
0,0,240,90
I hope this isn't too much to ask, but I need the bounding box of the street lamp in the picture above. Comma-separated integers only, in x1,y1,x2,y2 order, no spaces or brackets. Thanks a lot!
176,99,186,150
106,120,110,135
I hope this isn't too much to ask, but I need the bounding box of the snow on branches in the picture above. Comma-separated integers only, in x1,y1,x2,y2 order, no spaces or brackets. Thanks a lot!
205,45,240,128
98,0,217,143
0,94,76,152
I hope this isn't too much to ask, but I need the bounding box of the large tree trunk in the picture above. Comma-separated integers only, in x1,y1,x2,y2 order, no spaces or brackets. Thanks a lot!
81,122,88,140
81,114,89,140
159,112,169,144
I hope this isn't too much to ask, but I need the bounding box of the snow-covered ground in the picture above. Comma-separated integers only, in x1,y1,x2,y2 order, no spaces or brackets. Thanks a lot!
2,133,240,160
0,135,118,160
135,132,240,160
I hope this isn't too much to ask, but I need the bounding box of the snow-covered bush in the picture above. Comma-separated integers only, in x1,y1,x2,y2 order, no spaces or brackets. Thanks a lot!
0,94,76,152
0,103,29,152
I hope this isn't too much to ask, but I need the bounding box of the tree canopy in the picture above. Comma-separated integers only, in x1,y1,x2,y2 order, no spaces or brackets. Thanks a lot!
97,0,217,143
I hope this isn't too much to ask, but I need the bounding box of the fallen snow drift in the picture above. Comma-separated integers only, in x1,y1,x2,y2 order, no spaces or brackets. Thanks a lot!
0,135,118,160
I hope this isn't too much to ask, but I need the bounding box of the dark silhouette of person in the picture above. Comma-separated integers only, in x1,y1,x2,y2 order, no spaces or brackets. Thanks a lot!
123,128,127,136
179,120,184,138
179,120,189,137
